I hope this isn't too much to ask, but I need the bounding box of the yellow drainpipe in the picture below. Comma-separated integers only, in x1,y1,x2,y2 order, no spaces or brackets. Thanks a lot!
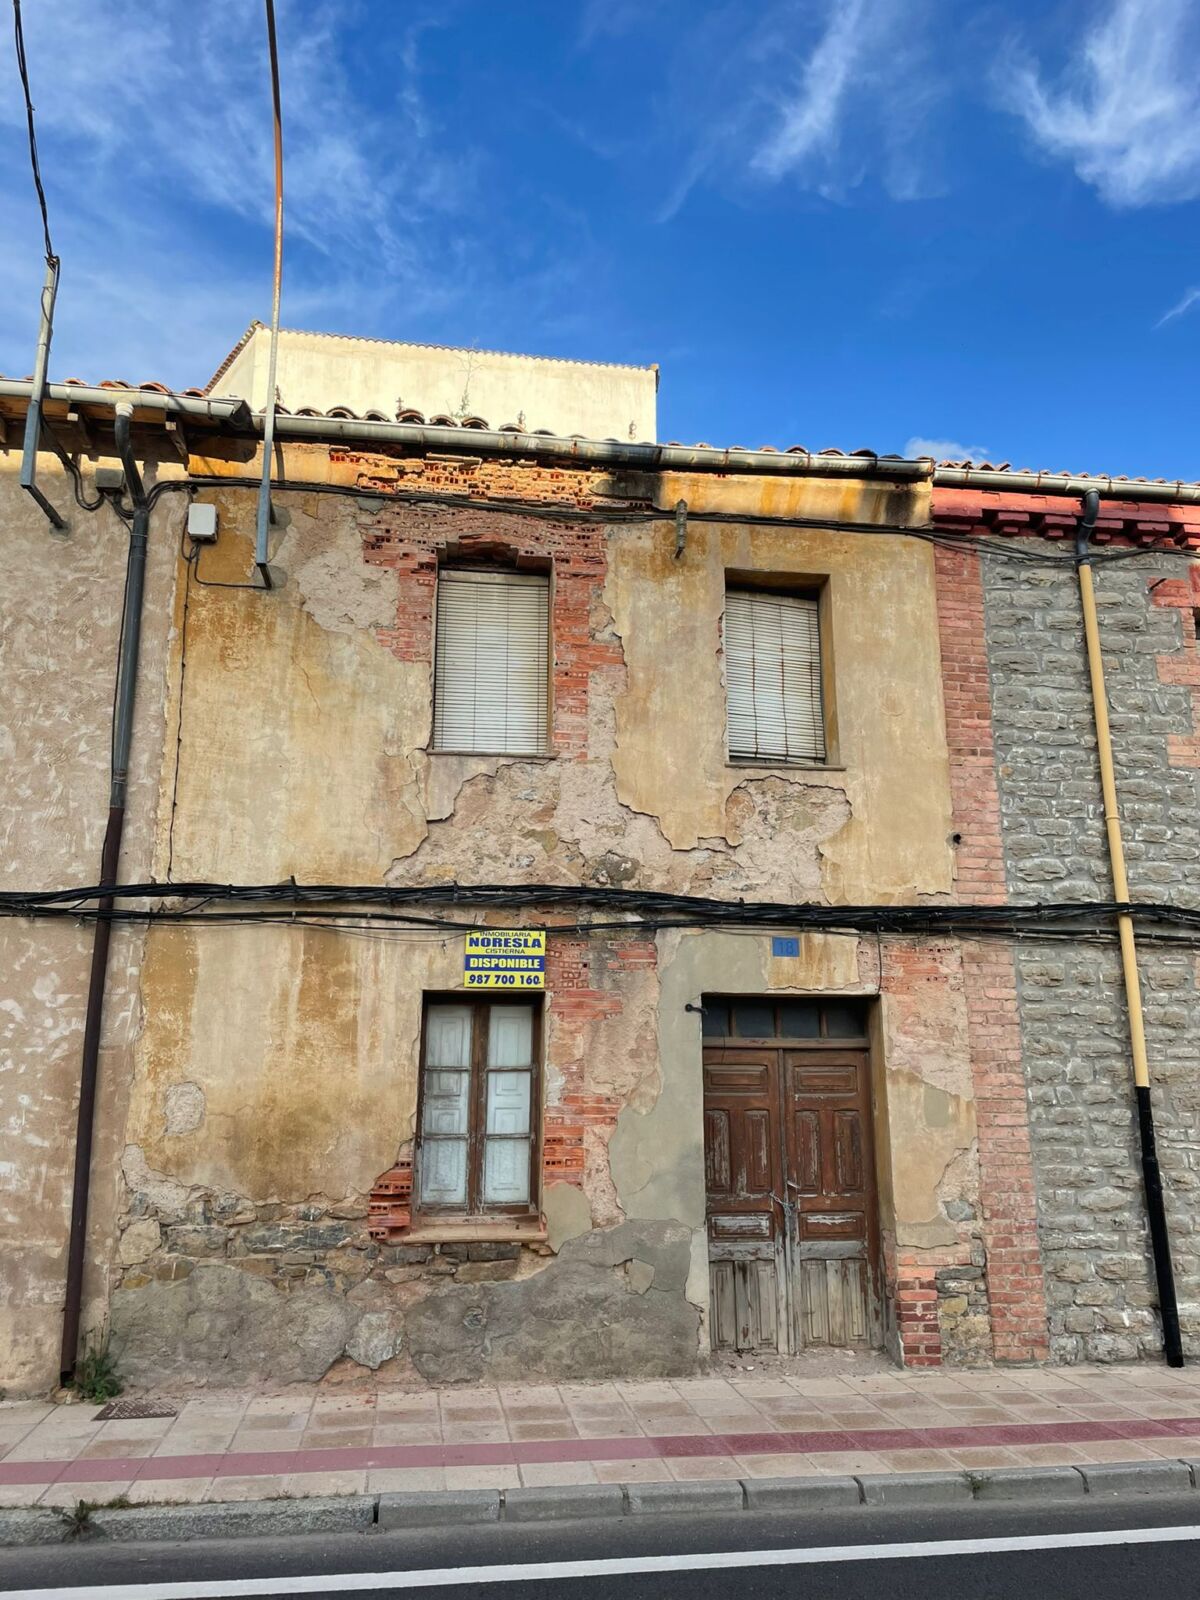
1075,489,1183,1366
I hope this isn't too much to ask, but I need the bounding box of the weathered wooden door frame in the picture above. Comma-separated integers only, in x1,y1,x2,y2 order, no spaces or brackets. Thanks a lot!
703,1006,881,1356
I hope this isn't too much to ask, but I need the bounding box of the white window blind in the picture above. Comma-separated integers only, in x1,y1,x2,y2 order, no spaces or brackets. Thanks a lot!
433,570,549,755
725,589,826,762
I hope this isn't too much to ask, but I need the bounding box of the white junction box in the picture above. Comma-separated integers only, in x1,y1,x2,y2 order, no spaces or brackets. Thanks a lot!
187,502,219,542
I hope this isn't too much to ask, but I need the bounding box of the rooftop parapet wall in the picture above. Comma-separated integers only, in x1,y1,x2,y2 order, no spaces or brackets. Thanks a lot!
207,325,659,444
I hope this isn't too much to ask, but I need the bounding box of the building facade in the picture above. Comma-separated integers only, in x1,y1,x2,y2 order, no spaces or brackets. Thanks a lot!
1,367,1198,1393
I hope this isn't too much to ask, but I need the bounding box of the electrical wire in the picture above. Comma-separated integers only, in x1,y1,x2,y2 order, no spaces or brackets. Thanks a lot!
4,880,1200,947
186,532,263,592
143,474,1200,571
11,0,55,266
254,0,284,585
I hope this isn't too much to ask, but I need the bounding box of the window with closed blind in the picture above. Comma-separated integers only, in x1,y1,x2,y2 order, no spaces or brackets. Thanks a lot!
724,588,827,763
433,569,550,755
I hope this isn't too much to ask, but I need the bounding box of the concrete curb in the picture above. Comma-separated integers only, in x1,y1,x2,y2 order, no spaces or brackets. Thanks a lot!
3,1459,1197,1547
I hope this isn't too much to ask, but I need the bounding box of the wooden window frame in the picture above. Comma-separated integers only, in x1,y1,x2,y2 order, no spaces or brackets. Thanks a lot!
414,994,543,1222
700,996,869,1047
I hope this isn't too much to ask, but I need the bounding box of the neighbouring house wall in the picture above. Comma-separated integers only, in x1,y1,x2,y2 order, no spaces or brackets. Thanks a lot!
0,448,180,1391
933,544,1050,1365
98,443,991,1385
209,326,659,441
980,541,1200,1360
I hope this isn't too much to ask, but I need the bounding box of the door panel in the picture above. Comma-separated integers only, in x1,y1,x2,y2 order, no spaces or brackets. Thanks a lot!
744,1109,773,1192
783,1049,880,1347
703,1049,783,1354
704,1109,732,1194
801,1259,869,1346
793,1109,820,1193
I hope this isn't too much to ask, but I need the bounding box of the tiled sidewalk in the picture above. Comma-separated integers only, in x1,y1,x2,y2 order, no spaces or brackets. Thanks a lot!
4,1364,1200,1509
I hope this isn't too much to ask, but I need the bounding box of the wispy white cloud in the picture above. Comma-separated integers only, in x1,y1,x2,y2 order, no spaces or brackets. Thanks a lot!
905,436,992,462
751,0,868,181
577,0,655,50
0,1,525,388
999,0,1200,207
656,0,940,222
1156,286,1200,328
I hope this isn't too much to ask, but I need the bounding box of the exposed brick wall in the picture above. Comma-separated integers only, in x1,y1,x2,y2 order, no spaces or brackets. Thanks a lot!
1153,567,1200,770
934,542,1051,1363
542,936,656,1192
894,1261,941,1367
351,451,627,761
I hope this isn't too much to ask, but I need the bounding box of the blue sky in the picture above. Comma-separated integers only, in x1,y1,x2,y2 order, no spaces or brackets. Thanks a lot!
2,0,1199,477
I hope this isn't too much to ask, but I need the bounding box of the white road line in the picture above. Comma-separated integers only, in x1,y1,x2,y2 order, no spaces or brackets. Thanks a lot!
8,1522,1200,1600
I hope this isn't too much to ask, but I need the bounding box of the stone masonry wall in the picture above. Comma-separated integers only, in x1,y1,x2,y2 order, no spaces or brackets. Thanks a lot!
981,542,1200,1360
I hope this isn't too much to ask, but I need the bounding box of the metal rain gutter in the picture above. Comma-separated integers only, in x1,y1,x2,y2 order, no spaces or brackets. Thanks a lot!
266,412,933,481
0,379,252,428
5,378,1200,507
932,465,1200,507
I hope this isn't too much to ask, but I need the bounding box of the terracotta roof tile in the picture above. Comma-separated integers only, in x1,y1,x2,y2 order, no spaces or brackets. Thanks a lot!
3,371,1198,491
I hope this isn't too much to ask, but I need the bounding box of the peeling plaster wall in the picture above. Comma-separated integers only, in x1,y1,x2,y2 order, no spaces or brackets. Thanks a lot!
157,492,428,884
0,453,179,1391
101,448,966,1384
165,450,950,907
608,481,954,902
5,441,973,1387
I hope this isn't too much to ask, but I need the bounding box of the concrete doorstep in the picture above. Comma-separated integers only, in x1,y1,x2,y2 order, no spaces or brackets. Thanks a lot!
1,1460,1197,1548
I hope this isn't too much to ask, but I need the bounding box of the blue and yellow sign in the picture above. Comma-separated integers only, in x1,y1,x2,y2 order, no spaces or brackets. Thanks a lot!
464,930,546,989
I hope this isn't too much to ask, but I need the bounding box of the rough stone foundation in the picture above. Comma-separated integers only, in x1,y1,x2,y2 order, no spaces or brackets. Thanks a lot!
109,1208,700,1387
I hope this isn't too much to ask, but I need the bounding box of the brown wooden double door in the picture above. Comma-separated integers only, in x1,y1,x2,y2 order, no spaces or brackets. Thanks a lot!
703,1007,881,1354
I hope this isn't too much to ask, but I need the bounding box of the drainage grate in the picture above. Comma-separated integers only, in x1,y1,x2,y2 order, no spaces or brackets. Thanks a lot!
94,1398,178,1421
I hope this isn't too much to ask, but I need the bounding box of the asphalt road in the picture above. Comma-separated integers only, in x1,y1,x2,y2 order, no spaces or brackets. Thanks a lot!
3,1494,1199,1599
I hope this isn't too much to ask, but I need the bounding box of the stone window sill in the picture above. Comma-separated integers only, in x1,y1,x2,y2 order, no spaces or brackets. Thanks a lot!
403,1219,548,1245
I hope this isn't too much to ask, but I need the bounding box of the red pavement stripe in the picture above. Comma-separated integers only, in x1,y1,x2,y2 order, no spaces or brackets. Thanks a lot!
3,1414,1200,1487
57,1459,140,1484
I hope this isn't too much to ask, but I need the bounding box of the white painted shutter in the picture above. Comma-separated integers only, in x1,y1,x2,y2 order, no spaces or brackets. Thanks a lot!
433,570,550,755
725,590,826,762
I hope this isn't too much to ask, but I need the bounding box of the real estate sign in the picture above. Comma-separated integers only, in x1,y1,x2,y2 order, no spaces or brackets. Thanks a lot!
463,929,546,989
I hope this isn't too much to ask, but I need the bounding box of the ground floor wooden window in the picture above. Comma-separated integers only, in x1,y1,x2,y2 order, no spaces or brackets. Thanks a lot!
415,997,540,1218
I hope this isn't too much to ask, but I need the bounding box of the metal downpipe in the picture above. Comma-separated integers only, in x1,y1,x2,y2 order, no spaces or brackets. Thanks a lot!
59,403,150,1382
1075,488,1184,1367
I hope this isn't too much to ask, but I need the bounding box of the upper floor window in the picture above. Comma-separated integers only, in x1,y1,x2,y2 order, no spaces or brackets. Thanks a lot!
724,588,826,763
433,569,550,755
